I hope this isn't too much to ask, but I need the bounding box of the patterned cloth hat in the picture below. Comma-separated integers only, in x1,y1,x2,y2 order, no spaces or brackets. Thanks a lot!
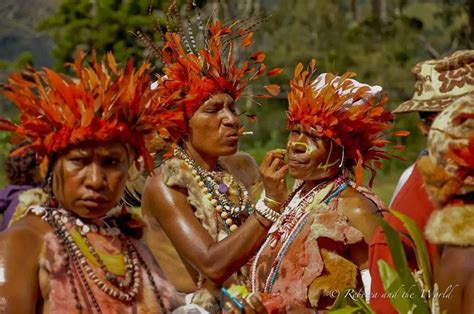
393,50,474,113
0,50,185,173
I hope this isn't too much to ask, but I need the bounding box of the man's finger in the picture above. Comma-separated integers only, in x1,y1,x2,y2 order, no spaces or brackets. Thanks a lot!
275,164,289,177
248,294,266,313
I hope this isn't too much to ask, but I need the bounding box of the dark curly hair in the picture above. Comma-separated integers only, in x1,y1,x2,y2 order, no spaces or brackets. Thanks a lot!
6,145,41,186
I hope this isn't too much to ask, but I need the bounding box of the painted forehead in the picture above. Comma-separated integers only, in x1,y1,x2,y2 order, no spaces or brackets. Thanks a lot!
64,142,129,157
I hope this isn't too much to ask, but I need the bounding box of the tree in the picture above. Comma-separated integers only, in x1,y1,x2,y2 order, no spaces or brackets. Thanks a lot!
37,0,169,71
238,0,472,201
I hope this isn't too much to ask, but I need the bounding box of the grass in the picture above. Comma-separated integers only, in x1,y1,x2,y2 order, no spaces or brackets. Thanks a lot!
371,169,406,206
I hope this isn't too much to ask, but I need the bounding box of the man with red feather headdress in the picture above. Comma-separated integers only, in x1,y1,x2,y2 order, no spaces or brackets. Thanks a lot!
247,60,405,312
135,1,286,311
0,50,196,313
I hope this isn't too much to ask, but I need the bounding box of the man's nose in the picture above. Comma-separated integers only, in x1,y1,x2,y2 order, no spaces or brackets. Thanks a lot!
222,108,239,127
84,163,106,191
288,138,309,154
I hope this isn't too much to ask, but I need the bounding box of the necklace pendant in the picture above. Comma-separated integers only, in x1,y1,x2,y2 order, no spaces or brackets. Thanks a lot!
218,182,229,194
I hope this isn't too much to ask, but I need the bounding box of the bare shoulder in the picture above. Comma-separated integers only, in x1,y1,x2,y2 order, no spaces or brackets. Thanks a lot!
0,214,50,277
143,167,166,192
142,167,188,218
0,214,51,313
338,186,381,243
0,214,51,250
339,186,379,215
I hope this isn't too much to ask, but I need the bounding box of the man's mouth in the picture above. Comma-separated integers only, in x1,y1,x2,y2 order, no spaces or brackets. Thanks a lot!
78,196,109,208
288,157,308,166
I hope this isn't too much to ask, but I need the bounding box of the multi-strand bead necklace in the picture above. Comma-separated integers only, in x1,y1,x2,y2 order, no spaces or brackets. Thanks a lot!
174,146,253,234
31,206,168,313
249,177,348,293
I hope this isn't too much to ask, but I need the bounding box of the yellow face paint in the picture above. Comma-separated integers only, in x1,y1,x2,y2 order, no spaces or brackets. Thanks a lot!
287,141,317,155
316,140,341,171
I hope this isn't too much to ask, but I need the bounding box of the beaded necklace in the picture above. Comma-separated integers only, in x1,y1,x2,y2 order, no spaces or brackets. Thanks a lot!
174,146,253,234
31,206,168,313
249,177,348,293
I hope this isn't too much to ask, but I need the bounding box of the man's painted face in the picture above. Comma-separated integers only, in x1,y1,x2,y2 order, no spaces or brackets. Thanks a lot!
52,141,132,218
187,93,240,158
287,124,342,181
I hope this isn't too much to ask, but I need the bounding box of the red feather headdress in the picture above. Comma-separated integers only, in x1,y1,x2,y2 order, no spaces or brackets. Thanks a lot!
287,60,406,185
139,1,282,122
0,50,185,173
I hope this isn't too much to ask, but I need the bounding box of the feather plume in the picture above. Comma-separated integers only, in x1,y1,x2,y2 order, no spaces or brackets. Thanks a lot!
287,60,405,185
0,50,185,173
150,15,281,117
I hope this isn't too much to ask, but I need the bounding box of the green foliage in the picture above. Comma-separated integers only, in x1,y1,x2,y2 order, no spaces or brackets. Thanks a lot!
390,209,433,291
1,0,471,198
0,132,11,188
13,52,34,69
329,288,375,314
0,53,33,188
238,0,471,203
37,0,167,71
378,260,418,313
377,212,431,313
330,208,437,313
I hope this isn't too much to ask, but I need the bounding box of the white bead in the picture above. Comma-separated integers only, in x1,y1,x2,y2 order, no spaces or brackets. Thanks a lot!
30,206,45,216
225,218,233,225
221,212,229,219
216,205,223,212
75,218,84,227
229,224,238,232
211,199,218,206
82,225,90,234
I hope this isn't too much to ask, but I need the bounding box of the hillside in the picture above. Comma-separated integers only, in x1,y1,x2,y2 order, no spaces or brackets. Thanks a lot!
0,0,58,68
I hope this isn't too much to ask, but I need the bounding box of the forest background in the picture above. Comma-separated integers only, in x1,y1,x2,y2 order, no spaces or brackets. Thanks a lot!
0,0,472,203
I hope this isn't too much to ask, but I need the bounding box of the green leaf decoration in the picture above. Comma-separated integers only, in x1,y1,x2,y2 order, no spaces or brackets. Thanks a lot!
378,260,414,313
377,218,430,313
329,288,375,314
390,209,432,291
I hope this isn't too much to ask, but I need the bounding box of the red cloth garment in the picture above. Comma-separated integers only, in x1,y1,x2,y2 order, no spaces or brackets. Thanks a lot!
369,164,437,313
